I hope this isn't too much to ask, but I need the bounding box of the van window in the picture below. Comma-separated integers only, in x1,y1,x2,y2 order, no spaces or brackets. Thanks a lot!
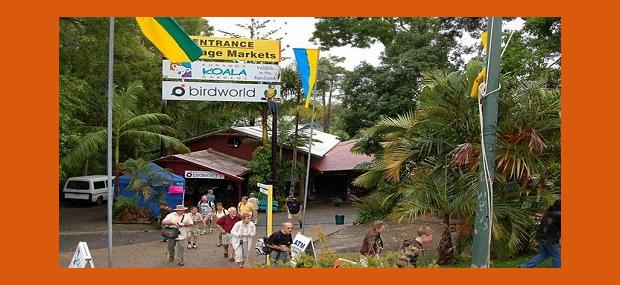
66,181,90,190
93,181,106,189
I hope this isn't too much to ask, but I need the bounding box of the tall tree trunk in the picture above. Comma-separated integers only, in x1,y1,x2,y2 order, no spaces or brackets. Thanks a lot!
83,159,89,176
325,89,333,132
437,215,455,265
261,106,268,145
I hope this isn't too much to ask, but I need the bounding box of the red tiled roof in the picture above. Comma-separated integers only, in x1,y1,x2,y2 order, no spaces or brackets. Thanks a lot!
311,140,373,172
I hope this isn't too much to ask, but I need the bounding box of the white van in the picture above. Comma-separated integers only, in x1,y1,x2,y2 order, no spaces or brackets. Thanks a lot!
63,175,115,205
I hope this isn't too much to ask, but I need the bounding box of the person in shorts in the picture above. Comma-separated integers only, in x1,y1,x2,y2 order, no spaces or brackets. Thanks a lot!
286,197,303,228
187,206,203,249
266,222,294,267
198,195,215,234
216,207,241,261
213,202,228,247
247,193,259,224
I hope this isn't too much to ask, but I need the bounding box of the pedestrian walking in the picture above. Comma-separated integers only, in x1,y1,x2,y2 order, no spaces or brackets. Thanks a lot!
395,226,433,268
238,196,256,219
230,213,256,268
215,207,241,262
214,202,228,247
286,197,303,228
159,202,172,242
520,199,561,268
187,206,203,249
161,205,194,266
198,195,215,234
247,193,259,224
359,220,386,267
265,222,294,267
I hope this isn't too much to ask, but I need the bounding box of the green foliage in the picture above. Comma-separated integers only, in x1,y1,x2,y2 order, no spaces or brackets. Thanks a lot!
351,59,560,260
248,146,271,189
120,158,167,201
112,196,138,219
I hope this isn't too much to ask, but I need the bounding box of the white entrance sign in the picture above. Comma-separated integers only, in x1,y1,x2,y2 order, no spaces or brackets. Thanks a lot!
163,60,281,82
162,81,281,102
290,232,316,265
69,242,94,268
184,170,225,179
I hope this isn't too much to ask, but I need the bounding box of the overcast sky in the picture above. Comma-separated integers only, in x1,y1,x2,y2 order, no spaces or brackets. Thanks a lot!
204,17,525,71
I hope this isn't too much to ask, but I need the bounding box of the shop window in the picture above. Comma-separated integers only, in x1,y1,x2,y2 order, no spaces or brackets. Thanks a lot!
227,137,242,149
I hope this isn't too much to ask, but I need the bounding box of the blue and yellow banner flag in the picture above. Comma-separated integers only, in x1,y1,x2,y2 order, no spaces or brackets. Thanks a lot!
293,48,319,108
136,17,202,63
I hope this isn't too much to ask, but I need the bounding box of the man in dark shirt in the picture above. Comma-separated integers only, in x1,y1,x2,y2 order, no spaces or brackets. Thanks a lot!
266,222,293,267
520,199,561,268
216,207,241,261
286,197,303,228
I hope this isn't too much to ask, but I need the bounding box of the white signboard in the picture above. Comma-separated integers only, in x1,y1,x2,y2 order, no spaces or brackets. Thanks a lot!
163,60,281,82
290,232,316,265
185,170,225,179
162,81,281,102
257,183,270,189
69,242,94,268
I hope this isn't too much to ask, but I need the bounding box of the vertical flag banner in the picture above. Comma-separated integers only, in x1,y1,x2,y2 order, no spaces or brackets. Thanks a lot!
293,48,319,108
136,17,202,63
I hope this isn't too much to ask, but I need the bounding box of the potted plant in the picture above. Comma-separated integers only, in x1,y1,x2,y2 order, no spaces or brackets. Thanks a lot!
331,197,343,207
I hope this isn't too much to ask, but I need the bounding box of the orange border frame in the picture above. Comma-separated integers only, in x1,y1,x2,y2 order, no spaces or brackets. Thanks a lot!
1,0,615,283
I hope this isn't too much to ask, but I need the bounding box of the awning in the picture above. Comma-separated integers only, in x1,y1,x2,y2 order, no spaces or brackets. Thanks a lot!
156,149,250,180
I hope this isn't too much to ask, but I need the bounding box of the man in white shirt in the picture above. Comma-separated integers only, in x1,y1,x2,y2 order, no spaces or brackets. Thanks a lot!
162,205,194,266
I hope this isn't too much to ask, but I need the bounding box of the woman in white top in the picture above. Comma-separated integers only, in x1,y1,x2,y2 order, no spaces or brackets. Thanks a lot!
230,213,256,268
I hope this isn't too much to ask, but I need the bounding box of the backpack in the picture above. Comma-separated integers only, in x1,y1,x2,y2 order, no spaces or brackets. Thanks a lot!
255,237,271,255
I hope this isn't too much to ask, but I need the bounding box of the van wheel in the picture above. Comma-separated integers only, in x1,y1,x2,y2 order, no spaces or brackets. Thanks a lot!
96,196,104,205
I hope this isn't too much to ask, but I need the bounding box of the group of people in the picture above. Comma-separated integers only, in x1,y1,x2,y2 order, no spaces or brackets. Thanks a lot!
159,190,304,268
358,199,561,268
359,220,434,267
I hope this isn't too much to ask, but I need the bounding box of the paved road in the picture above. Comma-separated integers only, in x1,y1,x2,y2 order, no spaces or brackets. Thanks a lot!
59,200,357,254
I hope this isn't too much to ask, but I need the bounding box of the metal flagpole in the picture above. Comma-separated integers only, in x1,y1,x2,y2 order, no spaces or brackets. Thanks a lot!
301,95,315,234
106,17,115,268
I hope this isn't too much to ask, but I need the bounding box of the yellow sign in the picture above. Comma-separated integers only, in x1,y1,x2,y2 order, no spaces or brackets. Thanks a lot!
190,36,281,63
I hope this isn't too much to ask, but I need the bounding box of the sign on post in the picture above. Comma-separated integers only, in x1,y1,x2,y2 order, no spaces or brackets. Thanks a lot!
190,36,281,62
163,60,281,82
162,81,281,102
69,242,94,268
290,232,316,266
257,183,274,266
184,170,225,179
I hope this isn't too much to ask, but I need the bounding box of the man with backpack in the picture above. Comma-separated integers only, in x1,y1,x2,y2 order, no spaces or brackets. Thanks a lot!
286,197,303,229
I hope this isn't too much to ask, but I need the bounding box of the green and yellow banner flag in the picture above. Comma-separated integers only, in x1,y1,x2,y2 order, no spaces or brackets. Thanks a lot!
135,17,202,62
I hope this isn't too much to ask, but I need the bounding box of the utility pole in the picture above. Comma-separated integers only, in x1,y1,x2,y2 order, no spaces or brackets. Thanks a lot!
106,17,115,268
471,17,502,268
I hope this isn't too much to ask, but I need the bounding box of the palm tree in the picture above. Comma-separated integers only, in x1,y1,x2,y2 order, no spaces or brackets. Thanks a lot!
352,60,560,261
120,158,166,201
62,80,189,170
389,164,476,265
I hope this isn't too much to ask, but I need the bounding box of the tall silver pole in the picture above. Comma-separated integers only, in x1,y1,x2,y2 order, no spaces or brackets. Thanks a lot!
106,17,115,268
301,94,316,234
